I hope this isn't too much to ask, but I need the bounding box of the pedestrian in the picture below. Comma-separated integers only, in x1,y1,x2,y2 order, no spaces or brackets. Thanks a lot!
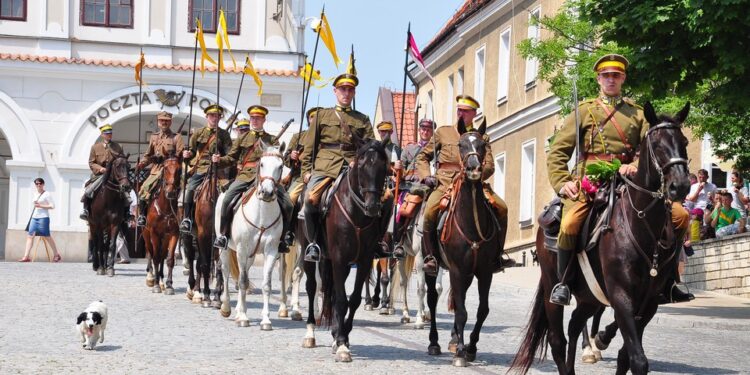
116,189,137,264
18,178,63,262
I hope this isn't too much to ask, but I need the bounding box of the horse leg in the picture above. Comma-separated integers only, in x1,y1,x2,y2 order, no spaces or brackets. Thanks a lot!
331,261,352,362
449,269,472,367
199,241,212,307
278,248,289,318
260,247,278,331
544,298,568,373
396,258,411,324
465,272,491,363
425,273,441,355
290,253,304,321
106,227,118,276
212,250,224,309
218,248,232,318
611,292,649,375
379,261,392,315
164,235,177,295
415,256,428,329
235,248,251,327
596,319,619,353
587,307,608,362
566,303,599,372
302,260,318,348
335,259,370,363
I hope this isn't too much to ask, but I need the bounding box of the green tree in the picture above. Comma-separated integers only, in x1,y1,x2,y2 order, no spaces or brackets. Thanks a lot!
520,1,750,171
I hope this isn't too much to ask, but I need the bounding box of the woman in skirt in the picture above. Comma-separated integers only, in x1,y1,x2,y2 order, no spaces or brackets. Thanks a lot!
18,178,62,262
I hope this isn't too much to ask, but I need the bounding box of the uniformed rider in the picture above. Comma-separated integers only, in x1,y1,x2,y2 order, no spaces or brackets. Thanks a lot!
80,124,128,220
375,120,406,259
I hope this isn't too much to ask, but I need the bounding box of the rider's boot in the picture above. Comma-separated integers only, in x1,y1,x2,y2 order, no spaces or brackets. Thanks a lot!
136,199,148,227
493,253,517,273
277,195,293,254
421,230,439,277
213,205,234,249
179,190,194,233
80,197,90,221
550,249,572,306
303,212,321,262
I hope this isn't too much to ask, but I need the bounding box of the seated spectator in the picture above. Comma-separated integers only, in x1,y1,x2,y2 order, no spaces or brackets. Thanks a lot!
686,169,717,211
711,191,746,238
728,171,748,217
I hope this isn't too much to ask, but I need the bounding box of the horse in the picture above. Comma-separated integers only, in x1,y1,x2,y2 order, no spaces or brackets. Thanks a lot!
316,139,391,363
88,154,131,277
364,255,396,315
423,118,506,367
218,144,286,329
510,102,691,375
183,165,223,308
143,157,182,294
391,202,445,328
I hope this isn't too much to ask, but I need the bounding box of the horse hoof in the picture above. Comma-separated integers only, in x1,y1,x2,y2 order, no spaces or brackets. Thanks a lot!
363,304,373,311
379,308,390,315
201,301,211,308
466,351,476,362
448,343,458,354
387,308,395,315
211,301,221,309
106,268,115,277
237,320,250,327
414,322,424,330
335,351,352,363
278,309,289,318
428,345,441,356
152,286,161,293
260,323,273,331
146,278,155,287
452,357,467,367
186,291,194,300
164,288,175,296
400,316,411,324
97,268,105,276
192,296,202,304
595,351,603,361
220,309,231,318
291,311,303,321
582,353,598,364
302,337,316,348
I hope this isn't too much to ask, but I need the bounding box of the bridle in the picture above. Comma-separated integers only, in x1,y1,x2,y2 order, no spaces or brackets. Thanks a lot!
241,149,284,257
154,158,181,221
255,150,283,202
104,156,131,194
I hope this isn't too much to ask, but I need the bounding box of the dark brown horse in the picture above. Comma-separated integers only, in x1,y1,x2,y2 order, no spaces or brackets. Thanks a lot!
424,118,506,367
88,154,131,276
143,157,182,294
317,139,392,362
510,102,691,375
183,167,224,308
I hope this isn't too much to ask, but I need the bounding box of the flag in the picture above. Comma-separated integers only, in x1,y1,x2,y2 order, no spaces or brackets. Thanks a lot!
196,19,217,77
217,10,236,72
300,61,334,88
134,51,146,86
346,46,356,75
317,13,342,67
407,31,434,85
243,55,263,96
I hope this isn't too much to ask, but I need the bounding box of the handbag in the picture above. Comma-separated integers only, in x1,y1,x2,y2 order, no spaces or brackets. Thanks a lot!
398,193,423,218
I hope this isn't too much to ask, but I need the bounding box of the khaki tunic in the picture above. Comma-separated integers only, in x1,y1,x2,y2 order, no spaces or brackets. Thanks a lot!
187,126,232,175
283,131,306,178
300,107,375,179
218,130,278,183
140,130,186,176
415,126,494,190
89,141,125,177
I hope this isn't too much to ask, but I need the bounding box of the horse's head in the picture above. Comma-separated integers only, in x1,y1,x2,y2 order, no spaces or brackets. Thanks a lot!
352,139,389,217
256,141,285,202
641,101,691,201
110,154,131,193
457,116,487,181
161,155,182,200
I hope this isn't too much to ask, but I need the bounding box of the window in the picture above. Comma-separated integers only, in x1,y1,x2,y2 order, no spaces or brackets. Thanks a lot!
494,153,506,200
446,74,454,123
474,46,486,107
519,140,536,224
457,67,465,95
189,0,240,34
497,28,511,103
426,90,434,120
525,7,541,88
81,0,133,28
0,0,25,20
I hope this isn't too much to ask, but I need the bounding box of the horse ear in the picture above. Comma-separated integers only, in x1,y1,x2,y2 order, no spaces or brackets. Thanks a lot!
675,102,690,124
643,101,659,126
474,115,487,135
457,117,467,135
279,142,286,155
381,136,391,148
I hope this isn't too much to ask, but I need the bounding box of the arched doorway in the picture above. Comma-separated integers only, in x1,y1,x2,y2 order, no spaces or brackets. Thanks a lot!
0,131,10,250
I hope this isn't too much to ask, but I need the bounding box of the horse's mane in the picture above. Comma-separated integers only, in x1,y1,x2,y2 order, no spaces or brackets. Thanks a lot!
356,139,388,160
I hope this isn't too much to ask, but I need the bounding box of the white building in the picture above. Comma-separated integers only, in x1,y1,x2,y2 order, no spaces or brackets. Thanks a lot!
0,0,307,260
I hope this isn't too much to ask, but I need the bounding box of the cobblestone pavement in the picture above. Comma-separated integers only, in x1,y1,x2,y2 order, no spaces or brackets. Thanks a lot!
1,261,749,374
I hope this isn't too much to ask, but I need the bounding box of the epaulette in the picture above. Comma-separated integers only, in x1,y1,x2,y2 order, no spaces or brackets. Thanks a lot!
622,97,642,109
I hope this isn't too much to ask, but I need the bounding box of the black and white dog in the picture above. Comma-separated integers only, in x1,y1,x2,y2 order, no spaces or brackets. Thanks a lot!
76,301,108,350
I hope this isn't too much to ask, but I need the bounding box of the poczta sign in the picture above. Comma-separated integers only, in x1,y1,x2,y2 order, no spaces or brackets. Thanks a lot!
87,90,216,126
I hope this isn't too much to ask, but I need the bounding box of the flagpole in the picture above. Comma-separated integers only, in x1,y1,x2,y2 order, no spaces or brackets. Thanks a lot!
182,22,200,217
134,47,145,260
391,23,411,255
227,57,248,130
298,9,323,136
351,44,356,110
296,54,309,136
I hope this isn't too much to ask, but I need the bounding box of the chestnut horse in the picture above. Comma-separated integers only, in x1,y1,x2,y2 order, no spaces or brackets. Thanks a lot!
143,157,181,294
510,102,691,375
88,154,131,277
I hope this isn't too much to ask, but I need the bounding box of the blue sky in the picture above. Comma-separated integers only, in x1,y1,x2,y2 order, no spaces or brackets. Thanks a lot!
301,1,463,117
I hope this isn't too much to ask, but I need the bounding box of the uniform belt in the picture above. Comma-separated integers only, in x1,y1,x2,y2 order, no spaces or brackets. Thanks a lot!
585,153,633,164
438,162,462,171
320,142,355,152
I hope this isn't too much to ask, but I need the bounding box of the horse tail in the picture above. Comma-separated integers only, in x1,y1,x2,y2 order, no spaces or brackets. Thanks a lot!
319,258,334,327
509,280,548,374
391,254,415,303
447,287,455,313
228,250,240,282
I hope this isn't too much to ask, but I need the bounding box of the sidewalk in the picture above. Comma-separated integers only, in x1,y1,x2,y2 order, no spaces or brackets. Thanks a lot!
493,266,750,331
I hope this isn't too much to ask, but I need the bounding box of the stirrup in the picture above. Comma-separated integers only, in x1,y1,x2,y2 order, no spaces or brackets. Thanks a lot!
179,219,192,233
422,255,438,277
304,242,321,262
392,244,406,260
549,283,571,306
283,231,295,246
79,210,89,221
136,215,146,227
214,235,228,249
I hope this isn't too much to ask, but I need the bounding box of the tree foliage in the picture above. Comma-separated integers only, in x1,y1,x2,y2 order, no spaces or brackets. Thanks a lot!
519,0,750,171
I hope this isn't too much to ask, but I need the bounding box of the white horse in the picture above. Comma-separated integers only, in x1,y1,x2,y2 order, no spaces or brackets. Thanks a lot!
391,202,444,329
217,144,285,329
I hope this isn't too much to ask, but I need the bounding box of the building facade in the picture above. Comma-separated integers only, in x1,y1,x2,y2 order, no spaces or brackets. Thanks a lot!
0,0,307,260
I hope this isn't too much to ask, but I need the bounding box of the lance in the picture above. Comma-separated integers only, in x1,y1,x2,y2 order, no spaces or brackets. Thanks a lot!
297,7,324,137
181,19,200,219
391,23,412,256
225,57,249,131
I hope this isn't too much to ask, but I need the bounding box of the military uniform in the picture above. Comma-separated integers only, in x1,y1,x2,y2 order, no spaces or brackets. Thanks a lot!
80,124,127,220
300,73,375,261
284,130,307,204
547,54,690,305
179,104,233,232
137,113,185,203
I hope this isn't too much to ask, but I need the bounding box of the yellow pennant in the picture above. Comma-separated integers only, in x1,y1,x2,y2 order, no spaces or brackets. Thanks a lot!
134,51,146,86
346,49,356,76
243,55,263,96
218,10,236,70
299,62,333,88
317,13,342,67
215,28,224,73
196,19,217,77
